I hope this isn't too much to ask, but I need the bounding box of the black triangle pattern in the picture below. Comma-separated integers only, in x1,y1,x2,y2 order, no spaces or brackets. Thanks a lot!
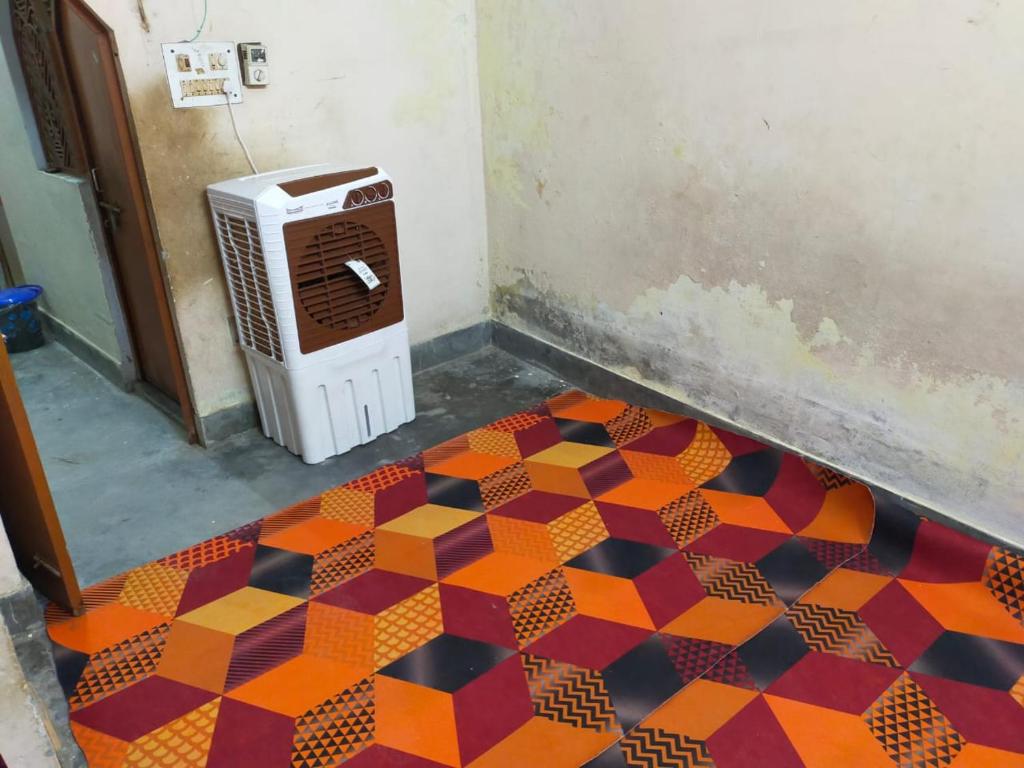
508,568,577,648
863,673,964,768
984,548,1024,624
291,677,375,767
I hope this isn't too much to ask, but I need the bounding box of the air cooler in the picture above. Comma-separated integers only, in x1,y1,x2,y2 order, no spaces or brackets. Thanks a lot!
207,164,415,463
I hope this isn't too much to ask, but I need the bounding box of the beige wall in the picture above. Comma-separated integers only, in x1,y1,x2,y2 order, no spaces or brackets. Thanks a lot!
0,40,121,364
480,1,1024,545
88,0,490,419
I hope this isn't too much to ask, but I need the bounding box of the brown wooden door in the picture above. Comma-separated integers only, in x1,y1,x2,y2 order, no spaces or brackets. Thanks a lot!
58,0,194,433
0,339,81,612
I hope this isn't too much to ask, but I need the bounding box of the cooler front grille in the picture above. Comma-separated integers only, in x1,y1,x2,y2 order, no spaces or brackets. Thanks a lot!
283,201,404,355
294,219,391,331
214,212,283,362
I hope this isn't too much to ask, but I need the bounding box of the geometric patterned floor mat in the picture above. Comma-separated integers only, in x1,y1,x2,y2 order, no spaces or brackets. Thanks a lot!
43,391,1024,766
587,505,1024,768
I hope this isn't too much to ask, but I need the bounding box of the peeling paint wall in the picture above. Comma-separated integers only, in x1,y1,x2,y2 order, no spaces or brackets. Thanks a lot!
87,0,489,418
479,1,1024,545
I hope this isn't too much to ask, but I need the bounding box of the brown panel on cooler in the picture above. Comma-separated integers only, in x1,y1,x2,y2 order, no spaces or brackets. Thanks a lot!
284,201,404,354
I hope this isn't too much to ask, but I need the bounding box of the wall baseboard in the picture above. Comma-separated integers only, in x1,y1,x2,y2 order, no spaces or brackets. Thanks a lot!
198,320,495,444
185,316,1023,553
198,400,259,444
41,311,130,391
491,320,1020,553
411,320,492,373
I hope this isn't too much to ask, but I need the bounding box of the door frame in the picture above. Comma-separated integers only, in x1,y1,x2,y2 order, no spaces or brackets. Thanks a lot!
54,0,198,441
0,196,21,286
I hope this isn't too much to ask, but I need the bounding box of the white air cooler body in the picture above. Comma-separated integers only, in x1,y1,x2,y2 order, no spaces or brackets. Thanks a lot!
207,164,415,464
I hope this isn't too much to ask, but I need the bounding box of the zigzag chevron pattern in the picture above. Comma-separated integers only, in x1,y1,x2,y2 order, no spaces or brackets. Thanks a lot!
685,553,780,606
618,728,716,768
789,603,898,666
522,654,619,734
807,463,855,491
303,603,374,668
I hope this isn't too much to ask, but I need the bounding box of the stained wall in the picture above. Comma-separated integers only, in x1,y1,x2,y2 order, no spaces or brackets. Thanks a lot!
87,0,490,420
479,1,1024,544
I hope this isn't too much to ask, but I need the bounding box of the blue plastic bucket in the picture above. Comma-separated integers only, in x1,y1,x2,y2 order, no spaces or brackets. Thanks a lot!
0,284,45,352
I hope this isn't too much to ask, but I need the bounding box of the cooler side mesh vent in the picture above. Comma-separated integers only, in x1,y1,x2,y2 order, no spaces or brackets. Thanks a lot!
215,212,283,362
294,220,391,330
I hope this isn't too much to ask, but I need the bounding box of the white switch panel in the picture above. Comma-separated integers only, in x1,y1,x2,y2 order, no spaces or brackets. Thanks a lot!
161,41,242,109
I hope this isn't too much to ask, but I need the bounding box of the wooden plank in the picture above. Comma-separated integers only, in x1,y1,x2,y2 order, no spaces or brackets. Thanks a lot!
0,338,82,612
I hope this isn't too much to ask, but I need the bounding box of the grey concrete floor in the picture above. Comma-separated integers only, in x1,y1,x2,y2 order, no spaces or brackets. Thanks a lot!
11,341,568,587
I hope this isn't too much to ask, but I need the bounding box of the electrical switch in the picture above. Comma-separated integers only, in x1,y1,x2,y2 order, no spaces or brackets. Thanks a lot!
238,42,269,87
161,42,242,108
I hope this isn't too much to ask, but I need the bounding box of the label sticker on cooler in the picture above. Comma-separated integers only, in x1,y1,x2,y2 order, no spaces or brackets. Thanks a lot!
345,259,381,290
